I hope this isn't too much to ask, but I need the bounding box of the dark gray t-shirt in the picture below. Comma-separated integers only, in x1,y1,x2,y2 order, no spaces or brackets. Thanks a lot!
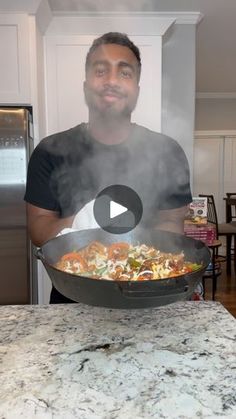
24,123,192,228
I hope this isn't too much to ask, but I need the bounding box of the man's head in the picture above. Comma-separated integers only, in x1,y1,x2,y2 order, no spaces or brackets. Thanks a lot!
85,32,141,81
84,32,141,120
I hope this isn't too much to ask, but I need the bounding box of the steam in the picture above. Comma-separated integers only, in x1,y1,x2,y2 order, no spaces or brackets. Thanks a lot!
43,119,190,239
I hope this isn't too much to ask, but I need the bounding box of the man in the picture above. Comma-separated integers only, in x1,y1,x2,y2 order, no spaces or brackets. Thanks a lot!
25,32,192,303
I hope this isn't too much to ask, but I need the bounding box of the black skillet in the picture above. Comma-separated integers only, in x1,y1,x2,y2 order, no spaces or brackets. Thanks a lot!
37,227,210,309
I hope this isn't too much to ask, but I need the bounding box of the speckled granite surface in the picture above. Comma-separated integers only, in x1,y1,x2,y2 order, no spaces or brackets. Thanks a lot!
0,301,236,419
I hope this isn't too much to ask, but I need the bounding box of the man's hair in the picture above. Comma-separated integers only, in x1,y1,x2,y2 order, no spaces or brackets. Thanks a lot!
85,32,141,80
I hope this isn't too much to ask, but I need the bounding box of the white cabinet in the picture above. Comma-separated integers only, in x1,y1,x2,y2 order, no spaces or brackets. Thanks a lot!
193,133,236,222
0,13,47,144
0,14,31,104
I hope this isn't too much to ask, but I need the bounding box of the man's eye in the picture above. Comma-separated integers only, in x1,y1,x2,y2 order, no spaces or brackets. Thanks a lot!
120,70,132,79
95,68,106,77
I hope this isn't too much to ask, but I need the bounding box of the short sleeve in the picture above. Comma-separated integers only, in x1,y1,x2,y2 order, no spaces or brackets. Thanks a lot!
157,137,192,210
24,143,60,212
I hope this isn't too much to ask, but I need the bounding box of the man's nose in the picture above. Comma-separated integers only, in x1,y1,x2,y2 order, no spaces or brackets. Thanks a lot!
105,69,119,86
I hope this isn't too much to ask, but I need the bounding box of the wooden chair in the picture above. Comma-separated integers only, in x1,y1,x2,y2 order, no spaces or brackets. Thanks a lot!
202,240,222,300
199,194,236,275
225,193,236,225
224,193,236,271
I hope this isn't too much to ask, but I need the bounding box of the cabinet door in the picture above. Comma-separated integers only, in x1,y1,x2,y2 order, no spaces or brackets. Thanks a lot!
45,35,162,135
193,136,224,221
0,14,30,103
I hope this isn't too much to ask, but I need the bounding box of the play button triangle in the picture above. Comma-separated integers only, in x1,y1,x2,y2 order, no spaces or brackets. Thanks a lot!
110,201,127,219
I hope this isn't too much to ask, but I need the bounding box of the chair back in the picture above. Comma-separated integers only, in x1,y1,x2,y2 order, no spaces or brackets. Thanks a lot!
198,194,219,237
225,193,236,223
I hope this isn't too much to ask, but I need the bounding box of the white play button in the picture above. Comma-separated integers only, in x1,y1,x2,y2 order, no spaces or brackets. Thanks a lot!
110,200,127,219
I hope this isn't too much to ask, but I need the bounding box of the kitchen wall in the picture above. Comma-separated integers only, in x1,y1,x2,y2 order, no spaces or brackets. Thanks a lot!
195,98,236,131
193,97,236,223
162,23,196,178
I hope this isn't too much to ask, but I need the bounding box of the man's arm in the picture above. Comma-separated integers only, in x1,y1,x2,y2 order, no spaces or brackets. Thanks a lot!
155,205,189,234
26,203,75,247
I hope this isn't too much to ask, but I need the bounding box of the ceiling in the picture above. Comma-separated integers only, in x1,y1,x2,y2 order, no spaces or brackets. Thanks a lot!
1,0,236,95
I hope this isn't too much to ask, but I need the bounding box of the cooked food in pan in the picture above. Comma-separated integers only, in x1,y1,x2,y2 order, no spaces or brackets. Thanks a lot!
55,241,202,281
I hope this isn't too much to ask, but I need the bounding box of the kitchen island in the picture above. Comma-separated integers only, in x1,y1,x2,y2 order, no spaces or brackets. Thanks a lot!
0,301,235,418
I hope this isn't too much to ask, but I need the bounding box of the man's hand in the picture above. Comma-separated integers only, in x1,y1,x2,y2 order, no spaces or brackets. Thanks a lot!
26,203,75,247
155,205,189,234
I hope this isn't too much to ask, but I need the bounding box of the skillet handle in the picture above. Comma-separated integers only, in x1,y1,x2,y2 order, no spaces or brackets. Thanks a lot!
35,248,44,261
117,283,190,299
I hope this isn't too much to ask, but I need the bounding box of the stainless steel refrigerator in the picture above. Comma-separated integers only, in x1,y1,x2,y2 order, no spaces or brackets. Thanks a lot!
0,107,38,304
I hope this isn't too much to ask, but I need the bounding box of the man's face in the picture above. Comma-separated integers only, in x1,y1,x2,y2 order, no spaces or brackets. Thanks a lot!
84,44,140,118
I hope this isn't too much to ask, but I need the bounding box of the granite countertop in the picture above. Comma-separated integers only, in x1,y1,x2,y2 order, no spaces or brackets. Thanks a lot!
0,301,236,419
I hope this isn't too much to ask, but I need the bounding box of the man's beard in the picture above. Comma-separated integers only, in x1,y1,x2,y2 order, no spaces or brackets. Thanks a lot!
84,91,137,120
92,103,132,119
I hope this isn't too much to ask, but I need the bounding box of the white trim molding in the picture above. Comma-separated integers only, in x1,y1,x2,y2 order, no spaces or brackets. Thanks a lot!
46,12,201,36
195,130,236,138
49,11,202,25
46,14,175,36
196,92,236,99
